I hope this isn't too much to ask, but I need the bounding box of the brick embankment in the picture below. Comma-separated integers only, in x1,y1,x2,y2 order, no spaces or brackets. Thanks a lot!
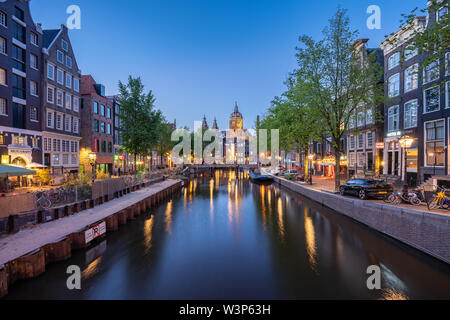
0,179,183,297
273,176,450,264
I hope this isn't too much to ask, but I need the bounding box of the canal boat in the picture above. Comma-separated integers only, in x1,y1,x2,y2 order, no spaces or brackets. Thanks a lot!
249,169,273,183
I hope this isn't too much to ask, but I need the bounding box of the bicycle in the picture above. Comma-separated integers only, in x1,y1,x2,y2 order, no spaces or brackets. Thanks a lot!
383,191,421,206
34,191,52,210
427,186,450,210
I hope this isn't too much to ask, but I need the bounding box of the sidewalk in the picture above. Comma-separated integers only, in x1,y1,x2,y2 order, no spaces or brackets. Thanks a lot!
295,176,450,217
0,179,180,266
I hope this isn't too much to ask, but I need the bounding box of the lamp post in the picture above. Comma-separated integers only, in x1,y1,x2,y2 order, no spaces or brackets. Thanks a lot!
399,135,414,193
89,153,97,184
308,154,314,185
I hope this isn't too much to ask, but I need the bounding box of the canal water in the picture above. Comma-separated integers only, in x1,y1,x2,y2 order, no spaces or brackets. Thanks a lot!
5,171,450,299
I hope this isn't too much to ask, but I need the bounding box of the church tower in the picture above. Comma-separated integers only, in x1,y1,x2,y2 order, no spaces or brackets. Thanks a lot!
229,102,243,130
212,118,219,130
202,115,209,129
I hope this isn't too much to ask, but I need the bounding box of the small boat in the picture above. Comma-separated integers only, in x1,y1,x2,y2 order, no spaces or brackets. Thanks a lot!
249,170,273,183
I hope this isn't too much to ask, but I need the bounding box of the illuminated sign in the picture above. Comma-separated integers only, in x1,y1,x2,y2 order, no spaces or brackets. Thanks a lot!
1,155,10,164
376,143,384,149
386,131,402,138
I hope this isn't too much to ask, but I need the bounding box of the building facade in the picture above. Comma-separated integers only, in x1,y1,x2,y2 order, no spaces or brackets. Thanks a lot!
41,25,81,181
80,75,114,175
0,0,43,168
347,39,385,179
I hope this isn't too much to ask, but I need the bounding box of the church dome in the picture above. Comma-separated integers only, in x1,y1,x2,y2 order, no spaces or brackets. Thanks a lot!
230,103,243,120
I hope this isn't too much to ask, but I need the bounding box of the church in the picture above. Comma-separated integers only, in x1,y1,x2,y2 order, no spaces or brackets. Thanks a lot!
201,103,251,164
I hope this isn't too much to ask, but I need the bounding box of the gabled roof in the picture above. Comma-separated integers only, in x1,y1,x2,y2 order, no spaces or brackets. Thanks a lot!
42,29,61,49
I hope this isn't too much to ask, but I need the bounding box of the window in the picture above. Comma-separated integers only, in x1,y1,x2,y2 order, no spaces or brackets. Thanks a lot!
57,69,64,85
30,80,38,96
12,21,25,43
388,73,400,97
94,120,99,132
56,90,63,106
12,45,25,72
349,153,356,166
107,123,111,134
107,108,111,119
101,122,105,133
0,134,4,145
65,74,72,88
423,60,439,84
73,97,79,112
65,94,71,110
13,135,25,146
0,98,6,115
0,68,5,85
102,140,106,153
0,11,6,27
0,36,5,54
73,118,79,133
425,120,445,167
348,135,355,150
94,138,99,152
74,78,79,92
47,64,55,80
62,39,68,51
357,152,365,167
366,108,373,125
63,154,69,165
66,56,72,68
56,113,62,130
30,54,38,69
93,102,99,114
404,64,418,92
388,52,400,70
30,32,38,46
47,86,55,103
30,106,38,121
47,111,54,128
404,100,418,129
446,81,450,109
108,142,112,153
357,134,364,149
424,86,440,113
404,47,417,61
100,105,105,116
388,105,399,132
65,116,71,132
367,132,373,148
12,74,25,99
53,154,60,165
57,50,64,63
357,111,364,127
14,7,24,21
71,154,78,165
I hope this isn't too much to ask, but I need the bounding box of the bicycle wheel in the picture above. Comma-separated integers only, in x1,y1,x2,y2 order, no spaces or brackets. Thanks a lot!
442,198,450,210
428,197,440,210
383,193,395,203
410,197,421,206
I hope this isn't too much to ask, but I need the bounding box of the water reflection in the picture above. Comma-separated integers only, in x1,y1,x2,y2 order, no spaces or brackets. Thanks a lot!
4,170,450,300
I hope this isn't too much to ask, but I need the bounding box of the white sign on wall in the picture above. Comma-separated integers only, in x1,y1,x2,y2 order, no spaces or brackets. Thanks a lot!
85,222,106,244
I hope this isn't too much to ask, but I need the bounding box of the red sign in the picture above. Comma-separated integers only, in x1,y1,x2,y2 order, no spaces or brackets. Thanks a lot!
376,143,384,149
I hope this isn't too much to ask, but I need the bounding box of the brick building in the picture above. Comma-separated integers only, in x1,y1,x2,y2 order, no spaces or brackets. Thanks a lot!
0,0,43,168
41,25,81,181
80,75,114,175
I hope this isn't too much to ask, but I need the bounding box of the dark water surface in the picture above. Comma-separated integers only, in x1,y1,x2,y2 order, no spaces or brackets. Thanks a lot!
5,171,450,299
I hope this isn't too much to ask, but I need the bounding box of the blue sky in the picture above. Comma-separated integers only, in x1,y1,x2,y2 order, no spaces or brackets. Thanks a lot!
31,0,425,130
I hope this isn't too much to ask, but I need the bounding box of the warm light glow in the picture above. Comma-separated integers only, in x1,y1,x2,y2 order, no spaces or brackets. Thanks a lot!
399,135,414,149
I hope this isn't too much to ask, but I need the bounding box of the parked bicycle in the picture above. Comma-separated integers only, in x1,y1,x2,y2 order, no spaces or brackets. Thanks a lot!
427,186,450,210
34,191,52,210
383,191,421,206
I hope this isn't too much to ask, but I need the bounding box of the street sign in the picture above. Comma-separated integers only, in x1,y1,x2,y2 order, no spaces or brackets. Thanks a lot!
85,222,106,244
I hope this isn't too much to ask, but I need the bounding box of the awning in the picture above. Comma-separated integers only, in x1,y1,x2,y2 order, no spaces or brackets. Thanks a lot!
0,164,36,178
26,162,47,169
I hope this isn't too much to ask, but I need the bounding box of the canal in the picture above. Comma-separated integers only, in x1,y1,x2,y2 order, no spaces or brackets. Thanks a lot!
5,171,450,299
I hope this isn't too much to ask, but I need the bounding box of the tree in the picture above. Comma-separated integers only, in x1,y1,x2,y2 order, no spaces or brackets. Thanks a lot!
294,7,384,191
155,119,177,168
386,0,449,69
118,76,163,172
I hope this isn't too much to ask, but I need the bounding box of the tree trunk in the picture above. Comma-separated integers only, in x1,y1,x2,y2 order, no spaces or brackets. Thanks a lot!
334,149,341,192
304,146,309,177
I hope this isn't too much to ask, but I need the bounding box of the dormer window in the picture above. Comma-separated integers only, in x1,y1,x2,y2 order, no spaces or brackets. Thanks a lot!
14,7,24,21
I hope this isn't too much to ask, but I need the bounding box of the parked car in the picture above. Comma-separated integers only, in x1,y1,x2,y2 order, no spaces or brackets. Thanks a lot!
284,170,299,180
297,173,305,181
339,179,393,200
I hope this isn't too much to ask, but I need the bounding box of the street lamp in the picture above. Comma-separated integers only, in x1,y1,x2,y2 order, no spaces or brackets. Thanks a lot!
89,153,97,184
399,135,414,193
308,154,314,185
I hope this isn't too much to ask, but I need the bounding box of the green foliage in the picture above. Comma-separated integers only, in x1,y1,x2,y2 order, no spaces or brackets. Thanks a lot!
36,169,53,185
118,76,164,170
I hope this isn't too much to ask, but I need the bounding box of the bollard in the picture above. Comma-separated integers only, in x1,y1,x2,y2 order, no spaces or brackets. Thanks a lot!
106,214,119,232
9,249,45,282
89,199,95,209
118,210,128,225
0,266,7,298
69,230,89,249
99,196,104,205
43,237,71,264
8,214,20,234
127,206,135,221
73,202,81,214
